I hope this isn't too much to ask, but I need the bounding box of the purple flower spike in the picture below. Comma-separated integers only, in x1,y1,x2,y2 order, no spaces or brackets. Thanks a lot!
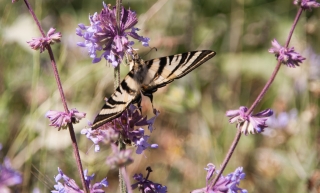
52,168,108,193
294,0,320,10
268,39,305,68
195,164,247,193
226,106,273,135
76,2,150,66
132,167,167,193
27,28,61,53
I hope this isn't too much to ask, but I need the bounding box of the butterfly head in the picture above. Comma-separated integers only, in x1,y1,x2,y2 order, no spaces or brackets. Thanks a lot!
129,52,145,72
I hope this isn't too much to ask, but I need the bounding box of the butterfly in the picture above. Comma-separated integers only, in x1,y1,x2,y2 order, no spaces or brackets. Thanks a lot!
91,50,216,129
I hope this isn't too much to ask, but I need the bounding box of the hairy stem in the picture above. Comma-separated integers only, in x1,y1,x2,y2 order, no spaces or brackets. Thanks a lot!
209,129,242,189
246,8,303,115
23,1,89,192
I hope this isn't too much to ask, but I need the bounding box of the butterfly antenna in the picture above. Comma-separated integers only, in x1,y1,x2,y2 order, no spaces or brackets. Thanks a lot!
141,47,158,58
149,46,158,52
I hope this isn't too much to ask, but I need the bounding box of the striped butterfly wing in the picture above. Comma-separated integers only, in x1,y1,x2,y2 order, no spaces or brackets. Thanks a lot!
91,72,142,129
91,50,216,129
141,50,216,100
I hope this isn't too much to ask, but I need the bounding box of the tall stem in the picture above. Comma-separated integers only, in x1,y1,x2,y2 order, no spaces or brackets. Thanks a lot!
246,8,303,115
210,7,304,189
209,130,241,189
115,0,127,193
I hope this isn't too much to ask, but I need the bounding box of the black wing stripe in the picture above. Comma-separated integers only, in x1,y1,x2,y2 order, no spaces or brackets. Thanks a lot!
146,59,154,69
116,86,122,94
127,71,135,78
166,55,185,78
166,51,199,78
121,79,136,94
92,112,119,128
157,57,167,76
181,51,196,67
107,97,126,105
168,55,174,65
180,51,215,76
101,103,114,109
178,52,188,67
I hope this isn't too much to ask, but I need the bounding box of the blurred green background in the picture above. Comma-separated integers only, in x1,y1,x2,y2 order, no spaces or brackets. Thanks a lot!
1,0,320,192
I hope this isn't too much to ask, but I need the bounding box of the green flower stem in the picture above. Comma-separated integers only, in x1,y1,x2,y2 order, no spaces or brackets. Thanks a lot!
114,0,122,90
115,0,127,193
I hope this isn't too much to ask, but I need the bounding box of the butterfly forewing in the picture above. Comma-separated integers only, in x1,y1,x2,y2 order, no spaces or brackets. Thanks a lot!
142,50,216,94
92,50,216,129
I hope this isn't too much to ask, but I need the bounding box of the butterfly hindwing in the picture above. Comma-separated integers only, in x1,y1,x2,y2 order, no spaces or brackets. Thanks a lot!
91,72,141,129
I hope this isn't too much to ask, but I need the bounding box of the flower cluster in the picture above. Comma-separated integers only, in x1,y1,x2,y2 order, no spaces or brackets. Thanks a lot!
294,0,320,10
106,144,133,168
226,106,273,135
268,39,305,68
76,2,150,66
131,167,167,193
204,163,247,193
0,157,22,192
52,168,108,193
82,105,159,154
45,108,86,130
27,28,62,53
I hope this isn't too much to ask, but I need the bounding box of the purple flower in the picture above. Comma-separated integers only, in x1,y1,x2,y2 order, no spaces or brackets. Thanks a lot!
294,0,320,10
76,2,150,66
46,108,86,130
0,157,22,191
203,164,247,193
27,28,62,53
70,108,87,123
268,39,305,68
82,104,159,154
45,111,71,130
52,168,108,193
131,167,167,193
226,106,273,135
106,144,133,168
135,135,159,154
81,126,119,152
267,109,298,129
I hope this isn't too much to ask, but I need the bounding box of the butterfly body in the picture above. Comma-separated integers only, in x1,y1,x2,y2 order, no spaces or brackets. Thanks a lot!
92,50,216,129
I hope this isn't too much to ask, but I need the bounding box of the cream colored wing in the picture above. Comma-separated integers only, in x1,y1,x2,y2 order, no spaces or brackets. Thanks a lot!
91,72,141,129
141,50,216,101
